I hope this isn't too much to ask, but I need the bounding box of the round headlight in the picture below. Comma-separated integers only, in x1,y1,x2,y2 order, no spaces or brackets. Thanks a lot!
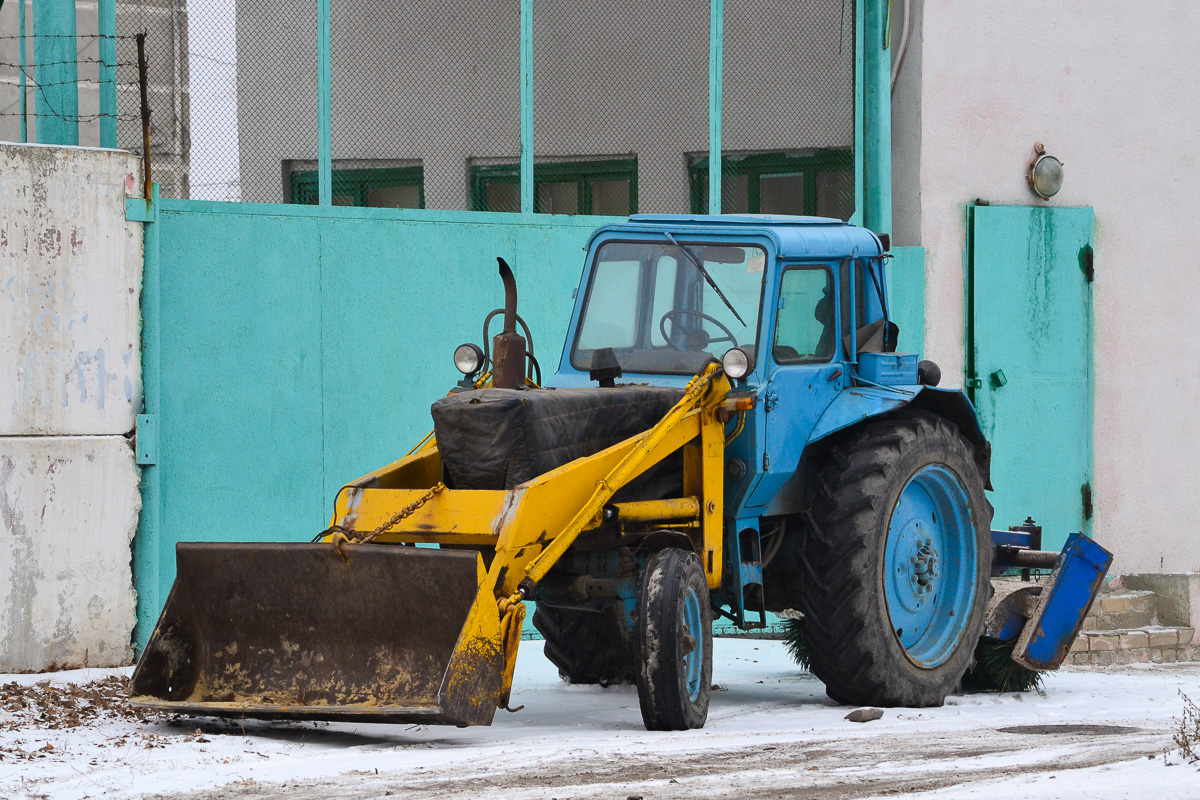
454,343,484,375
1029,152,1063,200
721,347,755,380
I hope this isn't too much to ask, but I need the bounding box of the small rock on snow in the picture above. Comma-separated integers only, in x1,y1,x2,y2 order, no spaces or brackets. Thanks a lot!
845,707,884,723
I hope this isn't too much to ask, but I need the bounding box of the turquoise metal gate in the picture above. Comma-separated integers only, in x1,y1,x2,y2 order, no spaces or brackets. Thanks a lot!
133,200,606,645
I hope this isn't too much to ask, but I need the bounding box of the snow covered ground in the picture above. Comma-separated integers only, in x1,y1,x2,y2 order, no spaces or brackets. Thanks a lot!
1,638,1197,799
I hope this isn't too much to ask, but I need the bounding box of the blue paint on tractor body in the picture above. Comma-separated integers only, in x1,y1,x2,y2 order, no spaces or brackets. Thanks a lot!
549,215,1106,665
884,464,978,667
549,215,968,628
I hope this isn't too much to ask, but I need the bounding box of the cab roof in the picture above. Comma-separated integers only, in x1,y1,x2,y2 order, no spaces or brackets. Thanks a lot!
587,214,884,261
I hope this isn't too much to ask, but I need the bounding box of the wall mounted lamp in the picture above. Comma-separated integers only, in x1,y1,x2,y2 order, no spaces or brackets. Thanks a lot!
1028,142,1064,200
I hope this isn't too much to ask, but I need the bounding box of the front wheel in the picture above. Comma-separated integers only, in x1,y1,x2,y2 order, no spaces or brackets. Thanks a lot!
635,548,712,730
799,410,993,707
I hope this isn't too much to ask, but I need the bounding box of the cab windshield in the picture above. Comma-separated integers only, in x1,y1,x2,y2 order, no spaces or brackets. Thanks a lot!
571,241,766,375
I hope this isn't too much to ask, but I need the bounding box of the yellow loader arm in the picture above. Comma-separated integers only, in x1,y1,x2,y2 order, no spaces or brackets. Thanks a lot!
129,365,730,726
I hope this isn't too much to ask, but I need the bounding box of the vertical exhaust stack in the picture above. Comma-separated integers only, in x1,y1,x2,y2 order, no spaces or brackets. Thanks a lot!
492,258,526,389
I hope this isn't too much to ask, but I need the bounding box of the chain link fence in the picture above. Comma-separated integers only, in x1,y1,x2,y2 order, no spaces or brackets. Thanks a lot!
2,0,857,218
330,0,519,212
530,0,707,216
717,0,856,219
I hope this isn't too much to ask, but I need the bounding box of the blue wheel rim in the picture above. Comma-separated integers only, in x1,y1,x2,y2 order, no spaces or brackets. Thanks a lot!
681,584,704,702
883,464,977,668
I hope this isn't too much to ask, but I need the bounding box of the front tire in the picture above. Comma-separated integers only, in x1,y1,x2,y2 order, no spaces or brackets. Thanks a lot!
799,410,993,707
532,602,636,686
635,549,712,730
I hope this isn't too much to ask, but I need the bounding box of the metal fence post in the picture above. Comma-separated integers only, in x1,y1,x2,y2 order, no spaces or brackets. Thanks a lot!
708,0,723,214
864,0,892,235
520,0,533,214
317,0,333,206
98,0,117,148
17,0,26,142
32,0,79,145
130,183,161,652
852,0,865,226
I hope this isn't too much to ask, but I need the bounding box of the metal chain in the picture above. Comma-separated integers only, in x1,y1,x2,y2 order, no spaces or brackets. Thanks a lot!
354,482,446,545
328,482,446,557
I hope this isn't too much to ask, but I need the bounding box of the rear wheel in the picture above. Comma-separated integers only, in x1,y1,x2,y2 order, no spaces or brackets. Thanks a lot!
635,548,712,730
532,602,636,686
799,410,993,707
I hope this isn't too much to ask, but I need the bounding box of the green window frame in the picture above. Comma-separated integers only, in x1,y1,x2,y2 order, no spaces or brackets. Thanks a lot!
689,151,853,217
471,159,638,215
290,166,425,208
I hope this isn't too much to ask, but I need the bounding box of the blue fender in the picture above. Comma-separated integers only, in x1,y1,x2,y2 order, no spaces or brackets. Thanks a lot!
807,385,992,488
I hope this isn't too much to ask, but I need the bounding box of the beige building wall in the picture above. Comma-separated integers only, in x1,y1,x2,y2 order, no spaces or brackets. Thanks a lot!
892,0,1200,573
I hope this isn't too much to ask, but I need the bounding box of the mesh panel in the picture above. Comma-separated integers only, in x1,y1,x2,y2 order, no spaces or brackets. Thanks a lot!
233,2,317,204
115,0,316,203
532,0,707,216
115,0,190,199
719,0,856,220
174,0,236,201
3,1,858,214
330,0,520,211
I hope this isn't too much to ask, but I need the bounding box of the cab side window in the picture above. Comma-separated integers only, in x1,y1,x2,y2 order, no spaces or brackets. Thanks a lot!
774,267,835,363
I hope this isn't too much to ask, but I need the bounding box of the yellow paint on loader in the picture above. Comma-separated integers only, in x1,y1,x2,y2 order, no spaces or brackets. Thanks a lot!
130,365,731,726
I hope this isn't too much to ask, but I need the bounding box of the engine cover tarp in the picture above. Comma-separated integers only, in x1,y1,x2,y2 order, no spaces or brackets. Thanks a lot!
432,387,686,490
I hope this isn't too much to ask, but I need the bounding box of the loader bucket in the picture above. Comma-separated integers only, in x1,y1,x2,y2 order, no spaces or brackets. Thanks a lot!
129,543,504,726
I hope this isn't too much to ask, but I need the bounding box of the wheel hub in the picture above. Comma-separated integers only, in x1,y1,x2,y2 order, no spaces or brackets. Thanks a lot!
909,536,940,594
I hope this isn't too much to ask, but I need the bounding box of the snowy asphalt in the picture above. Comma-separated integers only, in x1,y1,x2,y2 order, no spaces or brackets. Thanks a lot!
1,638,1197,799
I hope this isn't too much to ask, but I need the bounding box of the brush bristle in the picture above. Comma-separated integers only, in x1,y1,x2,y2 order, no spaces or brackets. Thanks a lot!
783,617,813,672
962,637,1045,693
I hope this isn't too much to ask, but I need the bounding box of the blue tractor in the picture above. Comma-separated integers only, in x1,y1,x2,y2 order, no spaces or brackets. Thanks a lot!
131,214,1110,732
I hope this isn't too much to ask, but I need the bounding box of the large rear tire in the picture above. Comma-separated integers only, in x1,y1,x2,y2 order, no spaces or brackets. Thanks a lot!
798,410,993,707
635,548,712,730
531,602,636,686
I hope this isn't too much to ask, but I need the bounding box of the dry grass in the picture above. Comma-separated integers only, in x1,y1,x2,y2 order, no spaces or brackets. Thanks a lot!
1169,690,1199,764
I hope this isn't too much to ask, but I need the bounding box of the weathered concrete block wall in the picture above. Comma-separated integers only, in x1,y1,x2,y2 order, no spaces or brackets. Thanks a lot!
0,144,143,671
890,0,1200,573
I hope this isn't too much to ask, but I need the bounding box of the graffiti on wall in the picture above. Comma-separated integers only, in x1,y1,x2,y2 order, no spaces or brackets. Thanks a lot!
0,217,139,429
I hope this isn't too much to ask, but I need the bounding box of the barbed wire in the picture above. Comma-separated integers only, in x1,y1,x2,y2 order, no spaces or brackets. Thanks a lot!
0,75,141,89
0,58,127,69
2,63,142,121
0,34,140,41
0,111,142,121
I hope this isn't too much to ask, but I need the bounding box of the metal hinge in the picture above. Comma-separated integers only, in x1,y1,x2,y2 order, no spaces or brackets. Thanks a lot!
136,414,158,465
764,388,779,412
1081,483,1093,521
1081,245,1094,283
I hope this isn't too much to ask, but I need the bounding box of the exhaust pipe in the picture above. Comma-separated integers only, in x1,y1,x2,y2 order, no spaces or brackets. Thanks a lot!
492,258,526,389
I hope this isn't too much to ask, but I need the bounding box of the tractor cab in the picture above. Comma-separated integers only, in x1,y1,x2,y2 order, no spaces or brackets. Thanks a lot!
550,215,917,518
553,214,900,390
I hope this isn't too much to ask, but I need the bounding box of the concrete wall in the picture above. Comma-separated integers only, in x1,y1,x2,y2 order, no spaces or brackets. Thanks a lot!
237,0,854,208
0,143,142,670
891,0,1200,573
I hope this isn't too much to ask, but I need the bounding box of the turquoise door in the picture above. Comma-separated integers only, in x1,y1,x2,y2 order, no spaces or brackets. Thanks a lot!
969,205,1094,552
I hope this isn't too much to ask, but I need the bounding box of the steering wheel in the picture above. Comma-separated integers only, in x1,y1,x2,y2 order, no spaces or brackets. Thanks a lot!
658,309,739,352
